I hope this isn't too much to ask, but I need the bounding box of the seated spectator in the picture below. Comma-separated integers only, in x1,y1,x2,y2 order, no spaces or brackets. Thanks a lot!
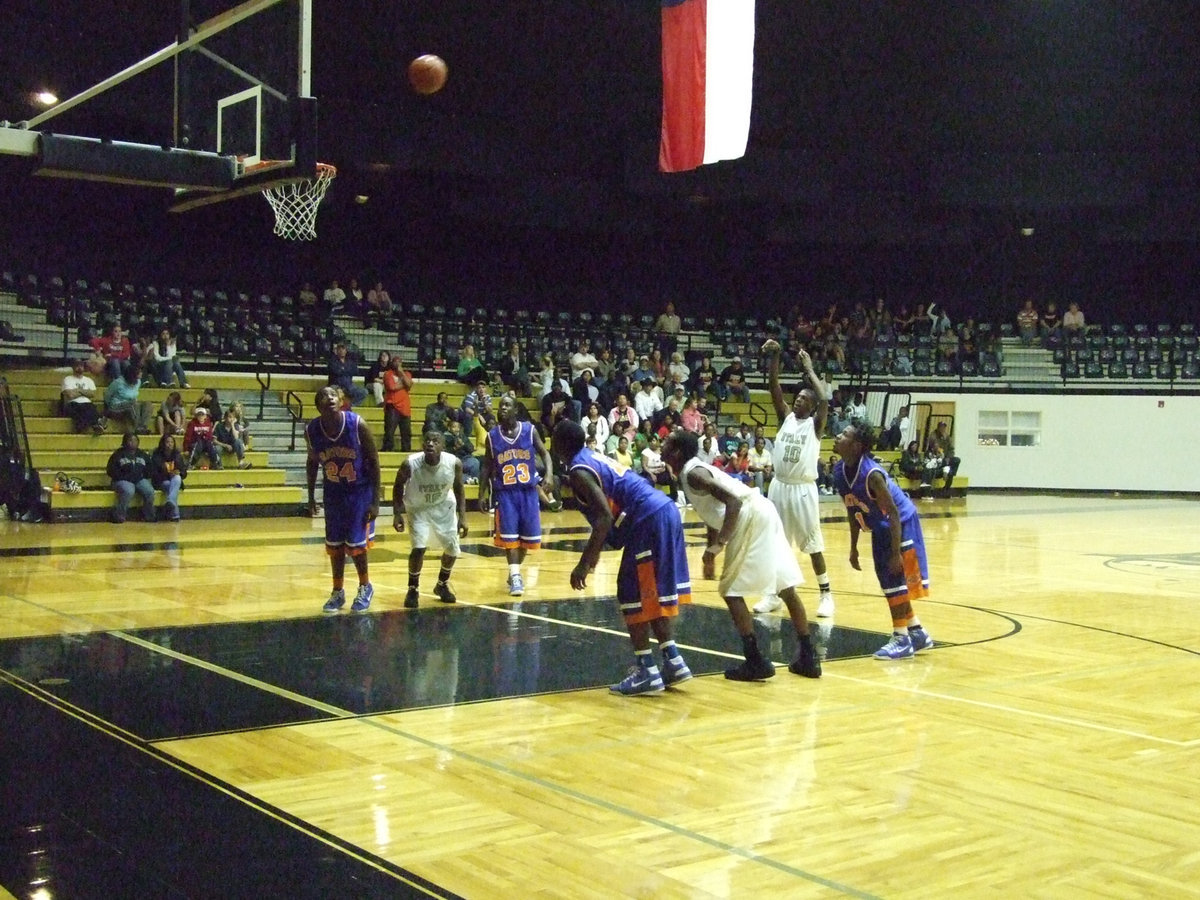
638,435,677,501
611,434,635,469
364,350,391,406
227,401,250,448
298,282,319,307
698,425,722,466
323,279,346,309
666,352,690,392
747,436,773,493
90,324,132,381
61,358,105,434
898,440,925,483
572,368,600,409
456,343,490,387
184,406,222,470
195,388,222,422
929,303,953,337
582,402,610,447
107,432,154,523
1017,299,1039,346
1062,301,1086,335
719,357,751,402
647,349,668,383
605,420,629,456
726,440,754,485
679,396,704,434
328,342,368,406
690,356,720,399
498,341,532,396
633,377,663,423
1040,301,1061,340
150,433,188,522
423,391,456,436
716,425,740,457
540,380,577,432
148,328,189,388
344,278,365,315
569,339,600,382
654,411,678,440
926,421,961,495
104,365,151,434
845,391,867,423
879,404,913,451
607,394,639,433
631,354,655,386
461,382,497,435
155,391,186,437
817,452,838,495
215,409,252,469
442,419,481,482
366,281,393,320
752,424,774,457
592,347,616,388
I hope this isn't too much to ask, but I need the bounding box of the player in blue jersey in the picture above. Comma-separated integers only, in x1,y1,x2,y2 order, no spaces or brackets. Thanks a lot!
552,419,693,696
306,385,381,613
479,395,555,596
832,420,934,659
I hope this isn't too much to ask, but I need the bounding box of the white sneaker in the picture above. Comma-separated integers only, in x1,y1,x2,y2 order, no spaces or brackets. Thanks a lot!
816,593,835,618
752,595,783,614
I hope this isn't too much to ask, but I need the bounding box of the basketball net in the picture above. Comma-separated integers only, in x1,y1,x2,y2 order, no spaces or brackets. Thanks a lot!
262,163,336,240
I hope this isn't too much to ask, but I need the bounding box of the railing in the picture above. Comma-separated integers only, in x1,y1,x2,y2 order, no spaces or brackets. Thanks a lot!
284,390,304,451
748,400,769,428
254,365,271,422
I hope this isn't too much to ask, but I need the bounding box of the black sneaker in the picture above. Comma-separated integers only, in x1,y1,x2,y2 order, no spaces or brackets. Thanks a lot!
433,582,457,604
724,656,775,681
788,640,822,678
404,587,419,609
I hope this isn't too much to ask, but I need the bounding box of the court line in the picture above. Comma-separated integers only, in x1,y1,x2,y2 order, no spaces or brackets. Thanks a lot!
0,670,458,900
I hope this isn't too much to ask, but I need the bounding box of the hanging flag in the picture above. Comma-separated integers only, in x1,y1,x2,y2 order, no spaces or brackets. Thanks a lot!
659,0,755,173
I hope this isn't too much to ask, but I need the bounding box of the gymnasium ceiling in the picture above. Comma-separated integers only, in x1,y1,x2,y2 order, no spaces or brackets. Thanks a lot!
4,0,1200,246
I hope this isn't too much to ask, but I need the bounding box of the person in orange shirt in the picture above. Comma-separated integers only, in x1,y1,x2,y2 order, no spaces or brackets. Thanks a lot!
381,354,414,452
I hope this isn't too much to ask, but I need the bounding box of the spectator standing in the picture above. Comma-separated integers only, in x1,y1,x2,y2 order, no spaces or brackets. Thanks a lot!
654,301,682,356
381,354,414,453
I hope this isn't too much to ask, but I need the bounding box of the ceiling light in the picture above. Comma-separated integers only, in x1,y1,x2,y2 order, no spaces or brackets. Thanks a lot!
33,91,58,107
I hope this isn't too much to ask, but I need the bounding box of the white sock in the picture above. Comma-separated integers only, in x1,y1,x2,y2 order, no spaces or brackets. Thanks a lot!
508,563,521,577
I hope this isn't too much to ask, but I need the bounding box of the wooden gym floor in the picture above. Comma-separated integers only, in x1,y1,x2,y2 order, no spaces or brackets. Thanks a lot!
0,493,1197,898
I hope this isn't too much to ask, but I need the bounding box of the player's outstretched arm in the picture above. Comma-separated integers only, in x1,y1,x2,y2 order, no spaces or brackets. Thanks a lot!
452,457,469,536
761,339,789,422
568,468,612,590
392,460,411,531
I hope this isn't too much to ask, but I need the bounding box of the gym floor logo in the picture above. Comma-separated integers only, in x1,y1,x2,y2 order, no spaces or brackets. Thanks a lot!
1103,552,1200,581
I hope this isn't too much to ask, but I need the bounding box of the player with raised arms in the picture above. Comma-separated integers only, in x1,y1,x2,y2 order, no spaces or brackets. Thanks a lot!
553,418,693,696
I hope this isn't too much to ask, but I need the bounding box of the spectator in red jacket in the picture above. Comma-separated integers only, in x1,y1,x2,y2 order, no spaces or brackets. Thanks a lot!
184,406,222,469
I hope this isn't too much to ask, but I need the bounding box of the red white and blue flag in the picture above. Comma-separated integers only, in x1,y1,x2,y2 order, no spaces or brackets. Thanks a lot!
659,0,756,173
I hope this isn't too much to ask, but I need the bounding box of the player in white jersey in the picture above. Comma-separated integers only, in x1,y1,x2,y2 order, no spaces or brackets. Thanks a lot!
663,431,821,680
754,342,835,618
393,431,469,608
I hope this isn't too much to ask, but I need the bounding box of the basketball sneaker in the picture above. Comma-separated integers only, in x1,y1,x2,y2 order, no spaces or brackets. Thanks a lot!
508,573,525,597
874,633,914,659
752,595,783,614
433,582,457,604
816,592,835,618
350,583,374,612
908,625,934,653
724,656,776,681
661,655,693,686
788,638,822,678
322,588,346,613
404,587,419,609
610,666,665,696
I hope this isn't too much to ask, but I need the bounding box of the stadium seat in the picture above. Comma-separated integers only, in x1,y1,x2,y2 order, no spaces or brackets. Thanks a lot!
1131,361,1152,378
1083,361,1104,378
1157,363,1176,380
1107,361,1128,379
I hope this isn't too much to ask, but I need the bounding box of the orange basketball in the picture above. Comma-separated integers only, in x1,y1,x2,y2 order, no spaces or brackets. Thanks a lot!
408,54,448,95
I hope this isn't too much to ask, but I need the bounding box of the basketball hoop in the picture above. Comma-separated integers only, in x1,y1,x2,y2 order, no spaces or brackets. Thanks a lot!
262,162,336,240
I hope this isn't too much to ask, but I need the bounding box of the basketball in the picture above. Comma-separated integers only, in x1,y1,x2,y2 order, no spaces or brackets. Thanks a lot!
408,54,448,95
